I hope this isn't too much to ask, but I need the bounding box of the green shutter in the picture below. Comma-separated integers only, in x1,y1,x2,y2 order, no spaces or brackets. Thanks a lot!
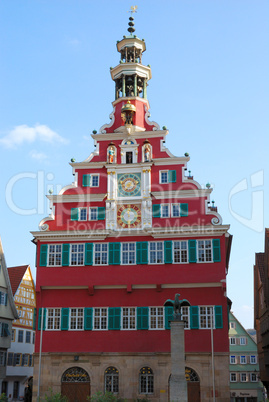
180,203,188,217
108,308,121,330
188,240,197,263
33,308,37,330
85,243,93,265
165,306,174,329
190,306,199,329
40,244,48,267
136,242,148,265
137,307,149,330
164,241,173,263
62,244,70,266
213,239,221,262
215,306,223,329
71,208,79,221
38,308,46,331
169,170,177,183
84,308,93,330
152,204,161,218
109,243,121,265
98,207,106,220
82,174,91,187
61,308,69,330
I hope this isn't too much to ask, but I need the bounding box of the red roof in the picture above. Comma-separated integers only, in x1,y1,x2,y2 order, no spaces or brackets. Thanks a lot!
7,265,29,296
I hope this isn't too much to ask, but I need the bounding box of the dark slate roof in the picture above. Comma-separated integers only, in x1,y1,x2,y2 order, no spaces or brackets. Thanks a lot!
7,265,29,296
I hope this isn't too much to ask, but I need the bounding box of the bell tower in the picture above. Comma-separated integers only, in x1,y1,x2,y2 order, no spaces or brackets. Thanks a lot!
111,15,151,100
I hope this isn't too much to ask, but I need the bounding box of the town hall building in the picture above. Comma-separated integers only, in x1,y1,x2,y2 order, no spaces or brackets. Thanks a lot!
32,15,232,402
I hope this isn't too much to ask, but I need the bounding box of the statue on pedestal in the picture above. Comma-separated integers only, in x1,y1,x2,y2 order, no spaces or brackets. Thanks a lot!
164,293,191,321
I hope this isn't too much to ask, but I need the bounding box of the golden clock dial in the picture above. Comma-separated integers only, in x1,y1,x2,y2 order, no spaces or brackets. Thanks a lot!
117,205,142,228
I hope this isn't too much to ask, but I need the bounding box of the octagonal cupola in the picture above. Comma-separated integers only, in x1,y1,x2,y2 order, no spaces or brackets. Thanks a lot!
111,15,152,100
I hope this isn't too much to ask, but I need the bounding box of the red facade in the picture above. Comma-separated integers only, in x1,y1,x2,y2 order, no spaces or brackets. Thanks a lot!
32,17,232,401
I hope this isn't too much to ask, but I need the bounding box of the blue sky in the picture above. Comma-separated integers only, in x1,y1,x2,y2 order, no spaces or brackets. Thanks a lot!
0,0,268,329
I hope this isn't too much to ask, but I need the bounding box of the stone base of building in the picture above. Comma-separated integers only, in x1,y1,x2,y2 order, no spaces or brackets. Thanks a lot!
32,351,230,401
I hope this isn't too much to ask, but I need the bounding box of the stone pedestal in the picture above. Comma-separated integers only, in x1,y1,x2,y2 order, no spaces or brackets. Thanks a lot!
170,320,188,402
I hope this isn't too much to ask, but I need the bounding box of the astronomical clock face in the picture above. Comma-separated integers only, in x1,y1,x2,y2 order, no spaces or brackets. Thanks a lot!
117,204,142,229
117,173,141,198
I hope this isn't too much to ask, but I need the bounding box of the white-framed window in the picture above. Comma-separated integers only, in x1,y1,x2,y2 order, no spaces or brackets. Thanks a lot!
230,321,236,329
122,243,136,265
240,356,246,364
122,307,136,330
230,372,237,382
197,240,213,262
94,308,108,330
18,330,23,343
89,207,98,221
79,208,87,221
250,355,257,364
139,367,154,394
230,355,236,364
94,243,108,265
171,203,180,217
7,352,13,366
0,292,6,305
25,331,31,343
15,353,22,366
70,244,84,266
181,306,190,329
48,244,62,266
160,204,170,218
149,242,164,264
199,306,214,329
47,308,61,330
70,308,84,330
0,351,6,366
160,171,168,184
173,241,188,263
230,337,236,345
11,329,15,342
240,373,247,382
149,307,164,330
91,174,99,187
32,332,35,344
105,366,119,393
22,354,29,367
240,337,247,345
251,373,258,382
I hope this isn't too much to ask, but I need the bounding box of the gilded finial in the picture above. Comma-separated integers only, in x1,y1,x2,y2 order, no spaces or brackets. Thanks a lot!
129,6,138,15
127,6,137,35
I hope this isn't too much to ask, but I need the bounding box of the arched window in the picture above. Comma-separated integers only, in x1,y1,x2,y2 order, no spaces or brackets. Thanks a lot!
185,367,199,382
105,367,119,393
139,367,153,394
62,367,90,383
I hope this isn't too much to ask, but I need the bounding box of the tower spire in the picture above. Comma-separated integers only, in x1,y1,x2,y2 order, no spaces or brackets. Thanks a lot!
127,6,138,35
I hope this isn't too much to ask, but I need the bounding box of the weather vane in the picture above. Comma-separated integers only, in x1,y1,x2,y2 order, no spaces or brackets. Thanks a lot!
129,6,138,15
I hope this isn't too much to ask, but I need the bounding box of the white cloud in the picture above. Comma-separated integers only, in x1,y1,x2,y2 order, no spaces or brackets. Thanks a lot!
0,124,69,148
29,150,48,161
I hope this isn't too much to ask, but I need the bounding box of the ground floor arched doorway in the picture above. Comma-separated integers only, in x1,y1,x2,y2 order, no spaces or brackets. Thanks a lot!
61,366,90,402
168,367,200,402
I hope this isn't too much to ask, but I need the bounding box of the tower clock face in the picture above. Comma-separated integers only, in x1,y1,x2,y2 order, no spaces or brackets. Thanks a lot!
117,173,141,197
117,205,142,228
